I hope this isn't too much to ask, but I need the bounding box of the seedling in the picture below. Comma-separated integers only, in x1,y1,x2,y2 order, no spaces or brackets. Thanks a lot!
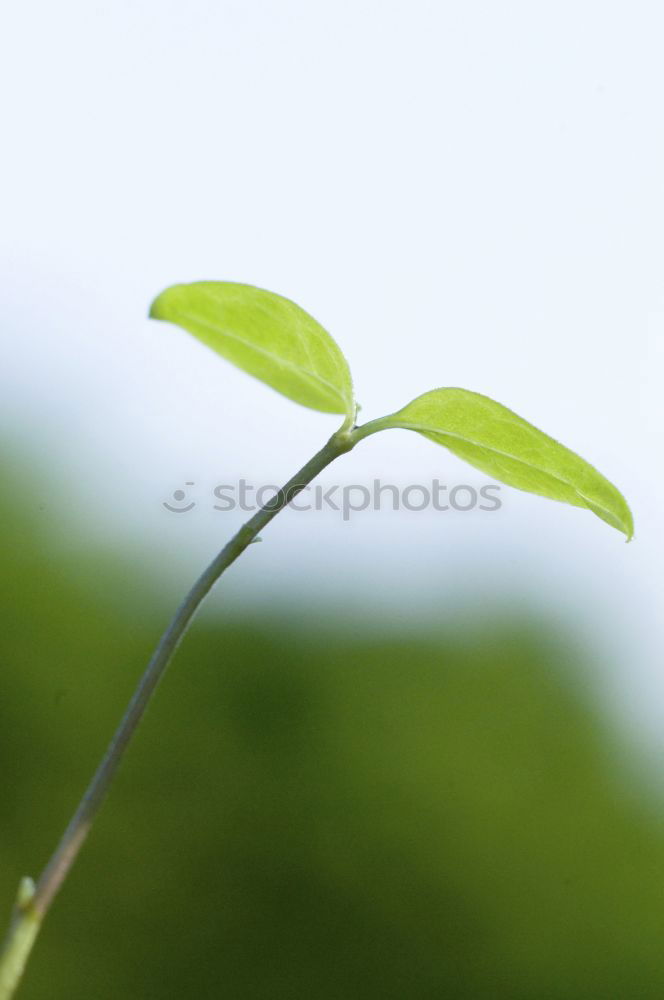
0,282,633,997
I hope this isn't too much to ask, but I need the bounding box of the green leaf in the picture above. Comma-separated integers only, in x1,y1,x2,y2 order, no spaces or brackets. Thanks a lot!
368,388,633,539
149,282,354,416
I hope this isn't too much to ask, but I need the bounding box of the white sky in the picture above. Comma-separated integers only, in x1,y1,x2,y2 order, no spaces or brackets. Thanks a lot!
1,1,663,747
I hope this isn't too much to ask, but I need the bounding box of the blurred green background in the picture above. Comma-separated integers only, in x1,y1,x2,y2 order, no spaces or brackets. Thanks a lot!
1,454,663,1000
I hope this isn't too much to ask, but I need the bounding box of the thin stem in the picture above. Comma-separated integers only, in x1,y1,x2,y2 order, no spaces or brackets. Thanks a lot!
348,413,398,443
0,425,354,999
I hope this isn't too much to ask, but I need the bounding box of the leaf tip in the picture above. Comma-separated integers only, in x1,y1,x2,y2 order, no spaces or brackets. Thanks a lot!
613,508,634,542
148,286,172,321
619,499,635,542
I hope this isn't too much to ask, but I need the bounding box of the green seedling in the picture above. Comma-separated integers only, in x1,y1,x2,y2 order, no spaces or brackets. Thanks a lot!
0,282,633,998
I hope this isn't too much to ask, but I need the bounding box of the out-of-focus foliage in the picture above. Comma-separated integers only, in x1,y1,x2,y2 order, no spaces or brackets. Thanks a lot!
0,455,661,999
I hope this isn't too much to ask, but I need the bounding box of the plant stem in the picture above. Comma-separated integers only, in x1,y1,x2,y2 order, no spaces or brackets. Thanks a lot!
0,425,355,999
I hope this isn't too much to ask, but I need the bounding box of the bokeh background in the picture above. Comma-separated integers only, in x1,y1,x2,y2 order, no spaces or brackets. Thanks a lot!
1,2,663,997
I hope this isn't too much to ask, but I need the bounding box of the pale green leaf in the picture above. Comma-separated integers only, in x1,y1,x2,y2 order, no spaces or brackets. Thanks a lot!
368,388,633,539
149,282,354,416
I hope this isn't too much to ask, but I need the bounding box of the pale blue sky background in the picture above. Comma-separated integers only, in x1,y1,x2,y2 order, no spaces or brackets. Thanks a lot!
1,2,662,746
